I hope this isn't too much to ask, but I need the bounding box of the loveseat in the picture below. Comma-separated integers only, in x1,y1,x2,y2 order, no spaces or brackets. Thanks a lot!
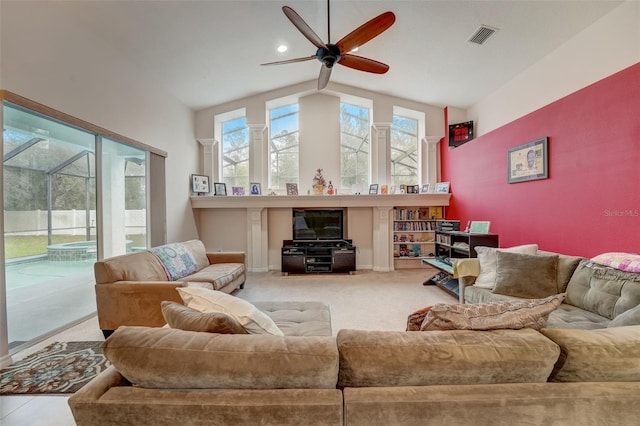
69,295,640,425
456,248,640,329
94,240,246,336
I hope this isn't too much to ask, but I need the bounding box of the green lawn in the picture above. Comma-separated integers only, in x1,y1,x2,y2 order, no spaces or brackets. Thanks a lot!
4,235,147,259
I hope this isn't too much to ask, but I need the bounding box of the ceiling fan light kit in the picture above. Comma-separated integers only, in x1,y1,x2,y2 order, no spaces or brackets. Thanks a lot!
261,1,395,90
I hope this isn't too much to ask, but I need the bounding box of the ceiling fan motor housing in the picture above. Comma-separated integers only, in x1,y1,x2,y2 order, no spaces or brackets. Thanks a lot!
317,44,342,68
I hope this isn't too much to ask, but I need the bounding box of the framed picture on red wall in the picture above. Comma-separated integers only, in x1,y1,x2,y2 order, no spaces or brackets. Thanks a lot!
508,137,548,183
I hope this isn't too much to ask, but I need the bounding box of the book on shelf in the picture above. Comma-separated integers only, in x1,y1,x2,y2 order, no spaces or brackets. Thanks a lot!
394,207,434,221
429,206,444,219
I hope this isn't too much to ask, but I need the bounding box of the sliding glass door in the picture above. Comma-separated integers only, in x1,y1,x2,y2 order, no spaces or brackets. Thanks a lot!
1,100,151,354
3,104,97,350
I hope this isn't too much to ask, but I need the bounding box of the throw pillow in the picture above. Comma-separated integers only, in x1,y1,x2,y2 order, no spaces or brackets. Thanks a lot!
406,306,433,331
492,251,559,298
161,301,248,334
591,252,640,273
420,293,565,331
608,304,640,328
176,287,283,336
149,242,199,280
474,244,538,289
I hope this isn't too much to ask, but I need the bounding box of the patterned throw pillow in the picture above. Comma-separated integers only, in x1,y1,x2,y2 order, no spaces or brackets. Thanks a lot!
161,301,248,334
420,294,565,331
150,243,199,280
406,306,433,331
591,252,640,273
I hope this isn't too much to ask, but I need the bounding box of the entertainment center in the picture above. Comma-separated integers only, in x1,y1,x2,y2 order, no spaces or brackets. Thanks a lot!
281,239,356,274
190,193,451,272
282,208,356,274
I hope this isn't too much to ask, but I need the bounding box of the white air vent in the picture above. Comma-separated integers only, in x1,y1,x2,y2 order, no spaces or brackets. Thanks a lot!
468,25,498,45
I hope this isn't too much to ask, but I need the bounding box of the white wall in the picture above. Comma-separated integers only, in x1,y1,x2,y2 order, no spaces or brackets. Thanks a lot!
0,1,199,244
469,1,640,135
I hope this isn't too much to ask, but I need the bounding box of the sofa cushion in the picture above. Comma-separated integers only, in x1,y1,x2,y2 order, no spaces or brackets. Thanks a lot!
591,252,640,273
182,263,245,290
541,325,640,382
492,251,559,299
608,304,640,328
253,301,332,337
94,251,169,283
150,242,199,280
474,244,538,289
161,301,248,334
177,287,283,336
546,303,610,330
336,328,560,388
421,294,565,331
102,326,339,389
565,260,640,320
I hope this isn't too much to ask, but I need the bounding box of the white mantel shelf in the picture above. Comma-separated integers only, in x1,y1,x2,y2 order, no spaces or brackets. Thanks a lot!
190,193,451,209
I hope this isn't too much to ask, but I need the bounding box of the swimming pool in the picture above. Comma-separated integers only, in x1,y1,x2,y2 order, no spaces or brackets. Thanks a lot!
47,240,97,261
46,240,133,261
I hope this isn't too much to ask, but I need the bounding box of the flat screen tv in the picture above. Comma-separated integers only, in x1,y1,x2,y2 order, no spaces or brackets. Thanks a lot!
292,209,344,241
448,120,474,147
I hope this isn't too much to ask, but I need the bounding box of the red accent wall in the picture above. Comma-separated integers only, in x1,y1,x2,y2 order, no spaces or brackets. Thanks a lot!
441,62,640,257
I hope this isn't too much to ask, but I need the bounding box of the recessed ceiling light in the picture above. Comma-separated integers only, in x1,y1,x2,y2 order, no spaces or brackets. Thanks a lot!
350,47,359,52
277,45,288,53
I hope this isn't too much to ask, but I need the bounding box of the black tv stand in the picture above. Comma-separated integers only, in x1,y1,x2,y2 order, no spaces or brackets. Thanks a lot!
281,239,356,274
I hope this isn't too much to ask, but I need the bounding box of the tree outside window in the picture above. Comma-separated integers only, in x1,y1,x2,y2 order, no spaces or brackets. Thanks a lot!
269,104,299,190
222,116,249,188
340,103,370,190
390,114,419,187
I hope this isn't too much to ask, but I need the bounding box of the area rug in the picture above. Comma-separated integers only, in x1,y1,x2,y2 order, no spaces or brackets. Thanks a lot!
0,341,109,395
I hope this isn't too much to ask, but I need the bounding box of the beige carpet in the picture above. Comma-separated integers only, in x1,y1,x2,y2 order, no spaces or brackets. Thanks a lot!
236,269,457,334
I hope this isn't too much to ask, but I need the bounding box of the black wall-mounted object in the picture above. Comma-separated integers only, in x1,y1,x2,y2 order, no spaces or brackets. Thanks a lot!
448,121,474,147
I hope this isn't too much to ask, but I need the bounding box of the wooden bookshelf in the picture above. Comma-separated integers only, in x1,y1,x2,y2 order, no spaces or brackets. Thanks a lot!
392,206,443,269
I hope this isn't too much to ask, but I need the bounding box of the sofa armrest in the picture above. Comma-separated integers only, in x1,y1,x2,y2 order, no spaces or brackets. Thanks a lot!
206,251,246,265
69,365,126,405
95,281,185,330
458,276,478,304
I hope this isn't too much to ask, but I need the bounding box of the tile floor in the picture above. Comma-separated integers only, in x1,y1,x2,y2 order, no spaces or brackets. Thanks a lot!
0,316,104,426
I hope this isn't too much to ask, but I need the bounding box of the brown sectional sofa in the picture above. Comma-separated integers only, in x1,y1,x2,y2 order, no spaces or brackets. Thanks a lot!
94,240,246,336
74,247,640,424
70,315,640,425
458,250,640,329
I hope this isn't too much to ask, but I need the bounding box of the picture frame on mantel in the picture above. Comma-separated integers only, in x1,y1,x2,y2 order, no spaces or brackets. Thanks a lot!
214,182,227,196
191,174,210,195
435,182,450,193
508,137,548,183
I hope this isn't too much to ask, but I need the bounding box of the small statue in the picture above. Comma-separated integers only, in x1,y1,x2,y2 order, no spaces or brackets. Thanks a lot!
327,180,334,195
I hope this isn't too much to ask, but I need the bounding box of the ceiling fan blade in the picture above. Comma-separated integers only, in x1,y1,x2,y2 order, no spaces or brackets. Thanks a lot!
338,54,389,74
336,11,396,53
282,6,328,50
318,65,332,90
261,55,317,66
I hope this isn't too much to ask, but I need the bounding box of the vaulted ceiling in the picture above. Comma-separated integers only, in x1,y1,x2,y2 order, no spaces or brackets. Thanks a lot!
60,0,622,111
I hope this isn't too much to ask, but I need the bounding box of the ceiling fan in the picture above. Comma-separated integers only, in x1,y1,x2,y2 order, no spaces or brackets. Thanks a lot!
261,1,396,90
